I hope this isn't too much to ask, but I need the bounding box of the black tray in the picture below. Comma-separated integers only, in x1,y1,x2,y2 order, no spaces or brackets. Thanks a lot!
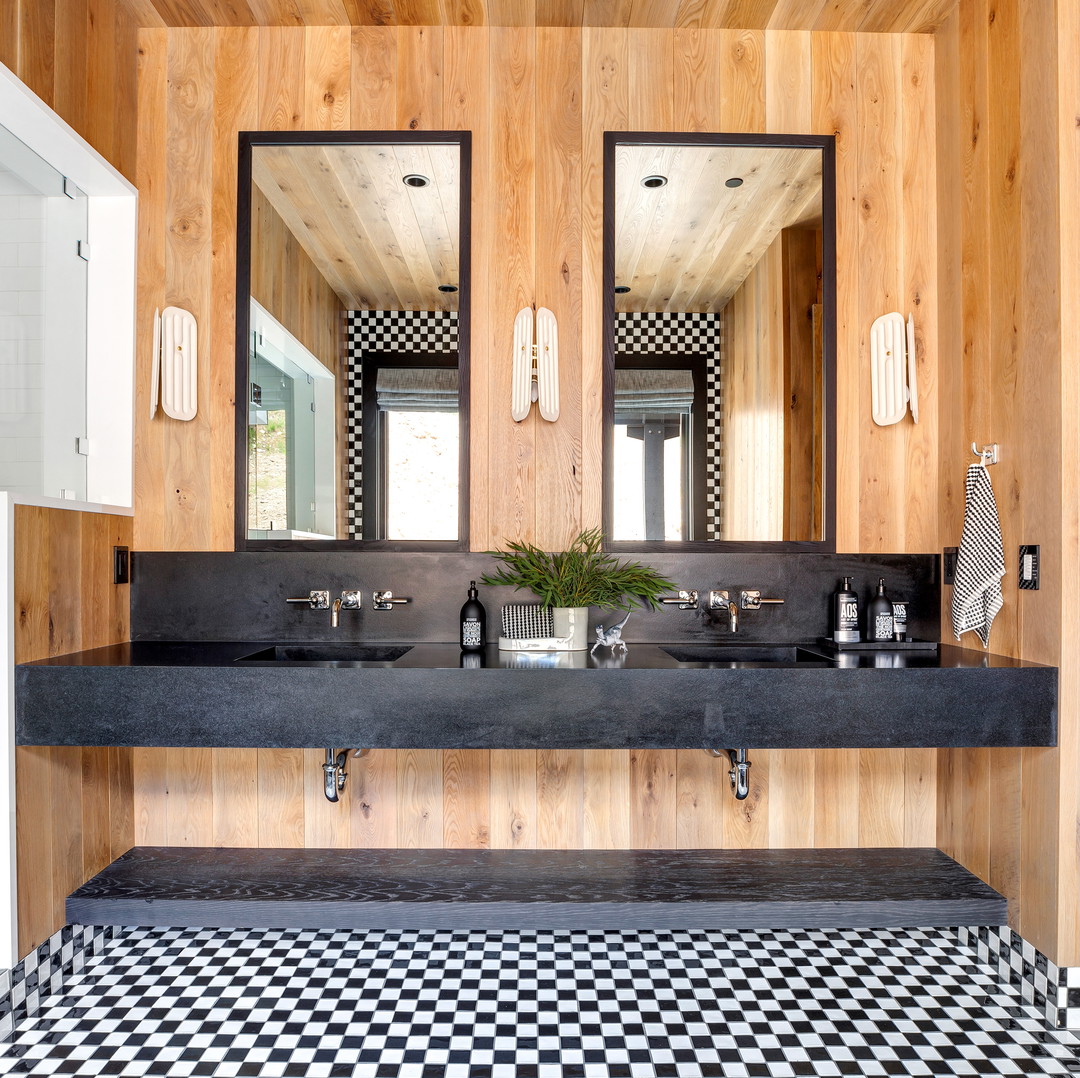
817,638,939,652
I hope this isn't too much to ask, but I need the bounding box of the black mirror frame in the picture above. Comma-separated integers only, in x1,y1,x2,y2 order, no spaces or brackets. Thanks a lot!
234,129,472,552
602,131,837,554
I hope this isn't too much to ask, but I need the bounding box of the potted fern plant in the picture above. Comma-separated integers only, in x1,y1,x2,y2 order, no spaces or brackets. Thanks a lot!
480,528,677,650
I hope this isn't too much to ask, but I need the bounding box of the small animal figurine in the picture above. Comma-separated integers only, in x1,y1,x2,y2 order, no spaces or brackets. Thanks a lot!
591,611,631,656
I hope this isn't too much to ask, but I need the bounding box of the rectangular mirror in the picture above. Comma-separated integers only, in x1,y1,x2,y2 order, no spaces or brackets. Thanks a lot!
235,131,471,550
603,133,836,551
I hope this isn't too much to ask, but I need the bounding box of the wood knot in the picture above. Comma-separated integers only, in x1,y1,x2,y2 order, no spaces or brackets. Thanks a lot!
409,118,419,130
323,92,335,106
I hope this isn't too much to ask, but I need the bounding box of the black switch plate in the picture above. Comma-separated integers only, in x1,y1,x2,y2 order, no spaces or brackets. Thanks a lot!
113,545,129,585
943,547,958,586
1019,545,1040,590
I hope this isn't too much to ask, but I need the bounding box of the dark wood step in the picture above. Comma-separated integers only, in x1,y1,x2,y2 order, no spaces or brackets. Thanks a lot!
67,846,1006,931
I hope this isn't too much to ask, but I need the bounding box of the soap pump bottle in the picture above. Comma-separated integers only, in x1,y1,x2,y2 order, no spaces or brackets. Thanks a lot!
832,576,860,643
460,581,486,652
867,578,894,642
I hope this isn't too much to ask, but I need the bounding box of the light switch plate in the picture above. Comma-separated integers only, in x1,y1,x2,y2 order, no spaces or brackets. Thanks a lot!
1019,544,1039,590
943,547,958,586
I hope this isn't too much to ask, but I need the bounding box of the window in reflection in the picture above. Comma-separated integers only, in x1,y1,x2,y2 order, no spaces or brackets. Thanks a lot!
361,352,459,541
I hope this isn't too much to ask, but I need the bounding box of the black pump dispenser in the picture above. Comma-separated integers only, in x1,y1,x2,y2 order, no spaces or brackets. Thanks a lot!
867,577,894,642
832,576,860,643
460,581,486,652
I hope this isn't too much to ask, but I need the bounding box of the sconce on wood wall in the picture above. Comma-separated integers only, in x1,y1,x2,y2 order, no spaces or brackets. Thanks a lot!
511,306,559,422
151,306,199,421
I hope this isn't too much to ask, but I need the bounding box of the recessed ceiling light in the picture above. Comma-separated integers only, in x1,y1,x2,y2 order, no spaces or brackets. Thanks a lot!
725,177,744,188
614,285,631,294
641,175,668,189
402,174,430,188
438,284,458,293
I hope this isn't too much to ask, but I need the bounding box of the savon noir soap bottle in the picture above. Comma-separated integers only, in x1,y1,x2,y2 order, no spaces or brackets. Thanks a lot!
867,578,894,642
459,581,487,652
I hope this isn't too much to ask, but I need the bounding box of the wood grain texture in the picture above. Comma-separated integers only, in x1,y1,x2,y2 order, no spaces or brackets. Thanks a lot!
116,0,955,31
933,0,1076,965
125,25,959,944
13,508,133,958
4,0,139,182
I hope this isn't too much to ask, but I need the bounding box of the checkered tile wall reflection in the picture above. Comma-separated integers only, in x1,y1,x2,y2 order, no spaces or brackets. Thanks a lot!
616,312,724,539
345,311,458,539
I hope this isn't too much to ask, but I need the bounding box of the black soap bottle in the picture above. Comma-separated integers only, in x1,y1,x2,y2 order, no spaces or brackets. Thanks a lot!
867,578,894,642
460,581,487,652
832,576,860,643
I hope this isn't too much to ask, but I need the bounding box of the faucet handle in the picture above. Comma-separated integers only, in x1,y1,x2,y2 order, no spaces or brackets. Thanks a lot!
707,590,730,610
740,589,784,610
659,590,698,609
373,590,412,611
286,590,329,609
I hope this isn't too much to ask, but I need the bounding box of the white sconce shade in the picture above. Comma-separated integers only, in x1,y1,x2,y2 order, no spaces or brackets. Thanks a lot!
511,306,559,422
151,306,199,421
870,311,918,425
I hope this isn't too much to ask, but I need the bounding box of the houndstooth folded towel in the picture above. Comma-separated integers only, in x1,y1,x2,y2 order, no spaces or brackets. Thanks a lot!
951,463,1005,647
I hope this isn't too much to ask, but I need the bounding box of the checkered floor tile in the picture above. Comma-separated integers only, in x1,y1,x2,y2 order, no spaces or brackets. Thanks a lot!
2,926,1079,1076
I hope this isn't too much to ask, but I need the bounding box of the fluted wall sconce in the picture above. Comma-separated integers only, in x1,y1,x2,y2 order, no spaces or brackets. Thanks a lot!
511,306,559,422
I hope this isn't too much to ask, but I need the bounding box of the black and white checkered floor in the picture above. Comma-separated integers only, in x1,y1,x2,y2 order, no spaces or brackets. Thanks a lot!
2,925,1079,1076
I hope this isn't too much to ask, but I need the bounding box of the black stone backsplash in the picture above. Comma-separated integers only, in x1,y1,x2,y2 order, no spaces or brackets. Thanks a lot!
131,551,940,645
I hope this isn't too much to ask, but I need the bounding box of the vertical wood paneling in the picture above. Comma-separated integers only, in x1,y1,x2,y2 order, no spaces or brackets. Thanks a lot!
580,27,627,530
933,0,1075,963
128,27,955,929
484,27,536,547
533,27,583,550
14,508,133,957
443,750,491,847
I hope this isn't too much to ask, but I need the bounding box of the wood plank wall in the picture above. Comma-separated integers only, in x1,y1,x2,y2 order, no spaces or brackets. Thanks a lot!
131,26,941,860
13,507,134,958
934,0,1079,966
721,238,784,540
0,0,139,184
250,185,345,373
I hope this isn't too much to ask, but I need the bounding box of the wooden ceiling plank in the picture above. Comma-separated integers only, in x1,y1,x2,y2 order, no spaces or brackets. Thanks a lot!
720,0,778,30
485,0,535,25
440,0,487,24
118,0,167,26
626,0,681,28
581,0,632,26
765,0,828,30
342,0,399,24
812,0,872,33
393,0,444,23
252,148,368,307
536,0,584,26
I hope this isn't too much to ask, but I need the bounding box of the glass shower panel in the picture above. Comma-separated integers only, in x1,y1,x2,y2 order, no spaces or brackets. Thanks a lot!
0,121,88,501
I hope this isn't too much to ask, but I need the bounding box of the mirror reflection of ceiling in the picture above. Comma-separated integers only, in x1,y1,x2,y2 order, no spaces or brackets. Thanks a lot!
252,143,460,311
614,144,822,313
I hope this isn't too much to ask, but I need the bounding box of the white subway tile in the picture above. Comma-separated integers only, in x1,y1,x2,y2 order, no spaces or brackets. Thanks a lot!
0,461,43,487
18,291,42,317
0,413,43,438
17,243,42,267
0,413,41,437
0,246,15,267
12,436,41,461
19,339,42,363
2,219,44,244
18,196,44,220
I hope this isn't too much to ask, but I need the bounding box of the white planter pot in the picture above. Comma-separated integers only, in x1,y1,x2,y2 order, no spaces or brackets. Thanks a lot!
552,606,590,651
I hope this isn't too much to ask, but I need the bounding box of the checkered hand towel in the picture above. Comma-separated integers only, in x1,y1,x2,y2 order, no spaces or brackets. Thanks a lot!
951,463,1005,647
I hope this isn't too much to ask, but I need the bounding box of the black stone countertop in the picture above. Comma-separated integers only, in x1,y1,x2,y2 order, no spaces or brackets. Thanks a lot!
16,640,1057,750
